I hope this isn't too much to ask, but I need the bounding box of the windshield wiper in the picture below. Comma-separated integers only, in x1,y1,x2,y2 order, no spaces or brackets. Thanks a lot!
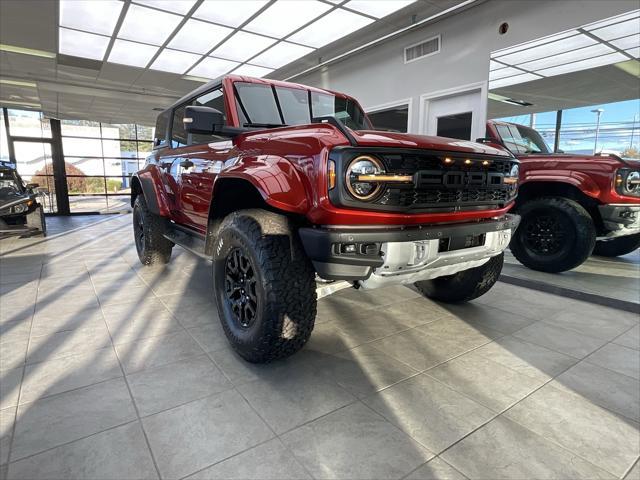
243,123,287,128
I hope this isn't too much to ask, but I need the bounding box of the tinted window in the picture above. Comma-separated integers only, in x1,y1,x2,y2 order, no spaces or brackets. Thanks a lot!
171,104,187,148
311,92,370,130
154,112,168,146
368,105,409,132
191,88,228,144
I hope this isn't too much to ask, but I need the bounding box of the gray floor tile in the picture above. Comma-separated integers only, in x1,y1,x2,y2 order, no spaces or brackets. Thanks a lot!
187,323,228,353
20,348,122,404
426,353,544,412
0,368,23,410
6,422,158,480
363,374,495,453
187,438,310,480
142,389,274,479
550,361,640,422
26,324,111,365
127,354,232,417
441,417,613,480
237,366,356,434
11,378,136,461
406,458,468,480
0,407,15,465
472,336,577,382
115,330,205,374
513,321,608,358
614,324,640,351
281,402,433,480
586,343,640,380
505,384,640,477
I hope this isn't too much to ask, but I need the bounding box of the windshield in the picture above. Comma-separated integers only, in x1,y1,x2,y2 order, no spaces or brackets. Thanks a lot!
234,82,370,130
496,123,551,154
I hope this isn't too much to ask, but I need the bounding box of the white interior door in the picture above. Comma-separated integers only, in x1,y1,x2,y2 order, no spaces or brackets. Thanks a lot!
423,89,484,141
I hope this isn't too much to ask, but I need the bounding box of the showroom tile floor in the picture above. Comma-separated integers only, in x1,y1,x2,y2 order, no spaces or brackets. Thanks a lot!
0,214,638,480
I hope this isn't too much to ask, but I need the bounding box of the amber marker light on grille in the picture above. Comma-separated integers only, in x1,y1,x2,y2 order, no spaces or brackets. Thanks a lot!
328,160,336,189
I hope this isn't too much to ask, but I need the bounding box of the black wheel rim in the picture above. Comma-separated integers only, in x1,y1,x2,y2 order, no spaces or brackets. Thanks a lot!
224,247,258,329
521,209,567,256
133,207,145,253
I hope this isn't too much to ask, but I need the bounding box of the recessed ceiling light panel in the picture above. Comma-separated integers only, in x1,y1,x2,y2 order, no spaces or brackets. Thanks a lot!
151,49,201,73
118,4,183,45
288,9,374,48
133,0,197,15
168,19,233,54
59,28,111,60
344,0,415,18
211,31,277,62
188,57,239,78
193,0,269,27
60,0,124,36
231,64,274,78
244,0,331,38
250,42,314,69
108,39,159,67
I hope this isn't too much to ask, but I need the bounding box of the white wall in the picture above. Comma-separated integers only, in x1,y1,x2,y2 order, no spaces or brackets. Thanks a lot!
292,0,637,134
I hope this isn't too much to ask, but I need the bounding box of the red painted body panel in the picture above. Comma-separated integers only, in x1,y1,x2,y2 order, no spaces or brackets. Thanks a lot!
486,120,640,206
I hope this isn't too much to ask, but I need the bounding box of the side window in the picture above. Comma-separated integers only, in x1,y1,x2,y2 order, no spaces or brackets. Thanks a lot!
154,112,168,146
191,88,228,144
171,104,188,148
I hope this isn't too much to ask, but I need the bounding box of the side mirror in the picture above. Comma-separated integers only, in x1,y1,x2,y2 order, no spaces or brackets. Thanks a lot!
184,106,224,135
26,183,39,189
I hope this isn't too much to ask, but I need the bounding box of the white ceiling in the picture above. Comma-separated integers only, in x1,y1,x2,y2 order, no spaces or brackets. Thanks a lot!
489,9,639,89
0,0,438,126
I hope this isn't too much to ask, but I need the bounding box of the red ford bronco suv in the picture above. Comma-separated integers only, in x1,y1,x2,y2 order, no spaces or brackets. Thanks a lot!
131,75,520,362
484,120,640,272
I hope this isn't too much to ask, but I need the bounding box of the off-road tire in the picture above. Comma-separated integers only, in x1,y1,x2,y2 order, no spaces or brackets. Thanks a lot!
414,253,503,303
213,209,317,363
510,196,595,273
133,195,173,265
593,233,640,257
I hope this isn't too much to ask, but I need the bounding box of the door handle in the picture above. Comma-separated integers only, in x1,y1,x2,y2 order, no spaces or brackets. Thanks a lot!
180,159,194,169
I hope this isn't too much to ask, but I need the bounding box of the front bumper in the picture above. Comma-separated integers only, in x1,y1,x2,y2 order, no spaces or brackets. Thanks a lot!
299,214,520,288
599,204,640,238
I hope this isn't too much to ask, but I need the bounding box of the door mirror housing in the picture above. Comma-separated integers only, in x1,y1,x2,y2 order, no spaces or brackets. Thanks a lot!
184,106,224,135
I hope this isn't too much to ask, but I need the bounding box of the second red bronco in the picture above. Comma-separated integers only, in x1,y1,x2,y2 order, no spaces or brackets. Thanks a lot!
131,75,520,362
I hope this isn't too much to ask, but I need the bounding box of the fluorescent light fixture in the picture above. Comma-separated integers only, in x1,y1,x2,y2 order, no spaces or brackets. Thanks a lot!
118,4,183,45
492,30,577,58
489,66,524,81
108,39,158,67
133,0,197,15
182,75,211,82
231,64,274,78
193,0,269,27
59,0,123,36
489,72,541,89
519,43,614,71
251,41,314,69
584,10,639,31
168,19,233,54
344,0,415,18
496,34,595,65
611,35,640,51
244,0,331,38
615,59,640,77
0,100,41,108
288,9,374,48
537,52,628,77
188,57,239,79
0,79,37,88
151,48,200,73
0,44,56,58
590,18,640,41
59,28,111,60
211,31,277,62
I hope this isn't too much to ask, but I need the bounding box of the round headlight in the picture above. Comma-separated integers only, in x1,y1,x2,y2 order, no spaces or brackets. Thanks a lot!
345,155,385,201
626,171,640,193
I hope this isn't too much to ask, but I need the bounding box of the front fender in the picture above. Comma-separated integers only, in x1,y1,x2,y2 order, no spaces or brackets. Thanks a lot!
215,155,310,215
521,170,601,199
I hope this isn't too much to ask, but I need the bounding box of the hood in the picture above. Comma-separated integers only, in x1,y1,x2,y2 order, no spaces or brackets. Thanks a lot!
351,130,512,157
